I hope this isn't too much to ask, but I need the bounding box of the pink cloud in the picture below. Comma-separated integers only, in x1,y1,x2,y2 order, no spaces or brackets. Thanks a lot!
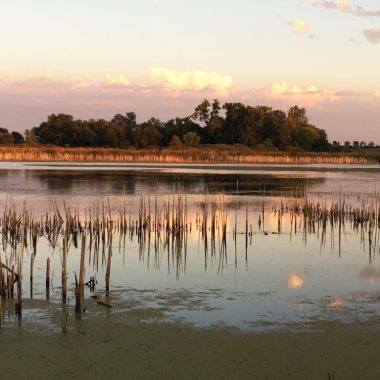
269,82,339,104
363,27,380,44
311,0,380,17
0,76,379,144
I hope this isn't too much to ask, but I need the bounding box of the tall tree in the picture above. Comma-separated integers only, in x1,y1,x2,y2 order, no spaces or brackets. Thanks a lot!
192,99,211,125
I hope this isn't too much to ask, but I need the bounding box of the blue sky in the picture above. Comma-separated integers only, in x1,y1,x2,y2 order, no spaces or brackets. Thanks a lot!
1,0,380,142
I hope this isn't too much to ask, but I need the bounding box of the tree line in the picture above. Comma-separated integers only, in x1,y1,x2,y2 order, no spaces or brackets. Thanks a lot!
0,99,378,151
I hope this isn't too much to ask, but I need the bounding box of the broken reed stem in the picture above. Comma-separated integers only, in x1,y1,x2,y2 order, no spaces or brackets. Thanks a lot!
62,298,69,335
62,233,67,302
245,207,248,261
46,258,50,300
30,253,34,299
105,232,113,293
0,257,3,299
12,212,26,317
1,263,19,280
75,234,86,313
10,266,15,299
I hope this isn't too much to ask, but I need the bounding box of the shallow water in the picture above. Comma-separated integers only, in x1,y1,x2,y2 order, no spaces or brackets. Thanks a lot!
1,162,380,331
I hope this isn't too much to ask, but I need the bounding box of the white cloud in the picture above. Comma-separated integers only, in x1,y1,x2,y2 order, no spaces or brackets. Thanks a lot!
363,27,380,44
269,82,339,103
72,79,91,89
311,0,380,17
288,20,310,34
105,73,130,87
149,67,232,96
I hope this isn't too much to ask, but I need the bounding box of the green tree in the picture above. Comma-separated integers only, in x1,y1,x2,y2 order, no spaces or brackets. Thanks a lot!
183,132,200,147
137,118,162,147
11,131,25,144
25,129,38,144
192,99,211,125
169,135,183,147
287,105,308,127
210,99,221,118
34,113,76,146
0,128,14,144
23,100,331,151
263,110,291,150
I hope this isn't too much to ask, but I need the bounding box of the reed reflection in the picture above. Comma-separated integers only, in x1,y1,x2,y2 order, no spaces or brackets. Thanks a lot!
0,186,379,325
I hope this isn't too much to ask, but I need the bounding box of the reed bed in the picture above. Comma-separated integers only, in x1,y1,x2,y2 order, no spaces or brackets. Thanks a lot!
0,146,377,164
0,189,379,323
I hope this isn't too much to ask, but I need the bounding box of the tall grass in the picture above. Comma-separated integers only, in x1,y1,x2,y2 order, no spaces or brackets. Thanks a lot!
0,146,377,164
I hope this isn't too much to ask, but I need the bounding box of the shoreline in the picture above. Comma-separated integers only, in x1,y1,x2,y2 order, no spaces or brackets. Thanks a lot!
0,161,379,173
2,313,380,379
0,146,377,165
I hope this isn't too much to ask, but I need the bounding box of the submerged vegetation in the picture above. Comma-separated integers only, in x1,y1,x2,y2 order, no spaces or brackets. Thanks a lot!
1,187,379,323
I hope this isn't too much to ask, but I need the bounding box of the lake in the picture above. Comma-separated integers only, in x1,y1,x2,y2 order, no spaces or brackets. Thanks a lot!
1,162,380,331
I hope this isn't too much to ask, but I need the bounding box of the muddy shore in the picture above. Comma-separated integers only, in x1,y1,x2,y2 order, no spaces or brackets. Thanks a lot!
2,312,380,380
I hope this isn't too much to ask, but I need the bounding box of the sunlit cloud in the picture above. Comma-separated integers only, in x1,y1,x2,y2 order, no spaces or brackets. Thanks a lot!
149,67,232,96
16,77,53,87
0,76,217,132
72,79,91,89
363,27,380,44
311,0,380,17
269,82,339,103
288,20,310,34
14,77,92,91
1,76,380,144
105,73,131,87
287,273,304,289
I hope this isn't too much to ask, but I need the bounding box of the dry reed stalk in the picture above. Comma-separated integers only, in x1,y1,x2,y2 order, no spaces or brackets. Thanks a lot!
245,207,248,261
15,237,24,316
105,231,112,293
62,233,67,302
0,189,378,320
0,146,376,164
46,258,50,300
30,253,34,299
0,257,5,299
75,234,86,313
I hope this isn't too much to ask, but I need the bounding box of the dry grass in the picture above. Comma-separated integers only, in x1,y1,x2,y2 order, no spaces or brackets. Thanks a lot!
0,145,377,164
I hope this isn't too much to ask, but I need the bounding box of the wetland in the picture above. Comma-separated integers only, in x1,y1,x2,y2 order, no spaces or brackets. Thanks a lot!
1,161,380,379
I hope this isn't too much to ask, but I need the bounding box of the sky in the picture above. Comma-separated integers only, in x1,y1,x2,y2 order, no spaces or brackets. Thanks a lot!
1,0,380,143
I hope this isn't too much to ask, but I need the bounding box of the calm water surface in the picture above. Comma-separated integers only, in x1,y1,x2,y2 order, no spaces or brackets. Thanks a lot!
1,162,380,331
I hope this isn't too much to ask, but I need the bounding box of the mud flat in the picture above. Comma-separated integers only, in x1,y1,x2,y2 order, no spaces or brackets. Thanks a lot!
1,310,380,380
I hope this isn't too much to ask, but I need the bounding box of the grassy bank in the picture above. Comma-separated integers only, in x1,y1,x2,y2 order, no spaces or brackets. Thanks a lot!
0,145,378,164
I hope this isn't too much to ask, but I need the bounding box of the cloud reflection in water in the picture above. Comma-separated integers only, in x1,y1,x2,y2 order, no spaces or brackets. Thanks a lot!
287,273,304,289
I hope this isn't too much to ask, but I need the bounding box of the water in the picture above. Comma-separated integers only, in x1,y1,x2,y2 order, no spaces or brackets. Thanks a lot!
1,162,380,331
